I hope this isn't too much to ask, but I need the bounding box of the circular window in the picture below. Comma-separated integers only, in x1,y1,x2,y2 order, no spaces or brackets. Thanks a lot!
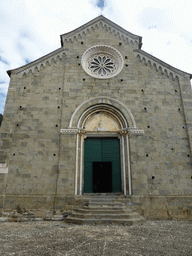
81,45,124,79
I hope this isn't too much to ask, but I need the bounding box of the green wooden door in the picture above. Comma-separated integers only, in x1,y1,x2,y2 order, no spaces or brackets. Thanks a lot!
84,138,121,193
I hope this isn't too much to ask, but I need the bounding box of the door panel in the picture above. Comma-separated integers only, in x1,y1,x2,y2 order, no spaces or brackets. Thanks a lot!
84,138,121,193
84,138,101,193
102,138,121,192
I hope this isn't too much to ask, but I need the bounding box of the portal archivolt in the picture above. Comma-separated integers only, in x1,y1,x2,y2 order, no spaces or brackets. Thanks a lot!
61,96,144,196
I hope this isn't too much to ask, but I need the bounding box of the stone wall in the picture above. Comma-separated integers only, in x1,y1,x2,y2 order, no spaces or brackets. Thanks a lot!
0,22,192,219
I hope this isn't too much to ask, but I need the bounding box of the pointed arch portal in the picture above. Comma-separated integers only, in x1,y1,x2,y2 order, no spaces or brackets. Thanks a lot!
61,97,144,196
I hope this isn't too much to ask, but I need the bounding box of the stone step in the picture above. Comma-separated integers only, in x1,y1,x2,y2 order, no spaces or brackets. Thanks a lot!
69,212,140,220
65,194,145,226
79,194,127,201
89,199,127,203
89,202,125,207
75,207,132,214
87,196,127,200
82,193,122,197
65,217,145,226
86,205,127,209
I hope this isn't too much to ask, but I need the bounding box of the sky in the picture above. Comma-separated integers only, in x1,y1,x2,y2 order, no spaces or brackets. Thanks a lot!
0,0,192,114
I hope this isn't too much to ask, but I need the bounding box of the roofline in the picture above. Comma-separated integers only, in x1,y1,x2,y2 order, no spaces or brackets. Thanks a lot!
134,49,192,79
60,15,142,48
7,48,64,77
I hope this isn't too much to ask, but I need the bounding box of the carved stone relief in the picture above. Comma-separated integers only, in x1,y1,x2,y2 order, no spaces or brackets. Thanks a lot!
84,112,120,131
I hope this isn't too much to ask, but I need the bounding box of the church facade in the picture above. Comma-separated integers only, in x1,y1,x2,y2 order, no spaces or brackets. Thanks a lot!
0,16,192,219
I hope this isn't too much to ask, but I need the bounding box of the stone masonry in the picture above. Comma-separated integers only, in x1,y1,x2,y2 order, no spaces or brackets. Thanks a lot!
0,16,192,220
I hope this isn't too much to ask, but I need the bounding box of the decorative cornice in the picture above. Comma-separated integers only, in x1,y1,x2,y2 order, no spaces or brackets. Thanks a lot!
60,15,142,48
60,128,86,135
61,127,144,135
60,128,79,134
129,129,144,135
134,49,192,79
119,128,144,135
7,48,67,77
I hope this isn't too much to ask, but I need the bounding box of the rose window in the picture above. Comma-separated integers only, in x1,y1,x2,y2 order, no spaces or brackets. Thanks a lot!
88,54,116,77
81,45,124,79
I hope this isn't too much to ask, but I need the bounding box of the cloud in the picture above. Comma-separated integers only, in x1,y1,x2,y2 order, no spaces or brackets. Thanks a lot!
0,0,192,114
0,0,102,113
138,7,175,32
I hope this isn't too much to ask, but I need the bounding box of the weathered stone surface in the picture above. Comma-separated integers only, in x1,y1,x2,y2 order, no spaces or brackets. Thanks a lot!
0,16,192,219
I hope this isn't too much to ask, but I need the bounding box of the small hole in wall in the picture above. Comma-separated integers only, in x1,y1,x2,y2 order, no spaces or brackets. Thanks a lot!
146,154,148,157
188,154,190,157
59,88,61,90
81,41,83,44
178,108,180,111
20,106,22,109
152,176,155,179
125,56,127,59
13,153,15,156
147,126,150,128
56,124,58,127
58,106,60,109
77,56,79,58
83,78,85,81
183,126,185,129
120,79,123,82
53,154,56,156
141,89,144,92
171,148,174,150
191,176,192,179
24,87,26,89
78,63,81,66
119,42,122,45
16,124,19,126
144,107,147,111
125,64,128,67
175,90,177,92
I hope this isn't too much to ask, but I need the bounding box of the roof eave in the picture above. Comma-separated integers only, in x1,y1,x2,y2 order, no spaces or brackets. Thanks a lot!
6,48,64,77
60,15,142,47
134,49,192,79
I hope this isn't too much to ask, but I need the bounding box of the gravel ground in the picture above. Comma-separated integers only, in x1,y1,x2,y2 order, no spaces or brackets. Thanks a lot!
0,220,192,256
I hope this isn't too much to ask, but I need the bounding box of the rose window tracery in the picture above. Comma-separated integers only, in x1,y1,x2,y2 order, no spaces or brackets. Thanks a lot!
88,54,116,77
81,45,124,79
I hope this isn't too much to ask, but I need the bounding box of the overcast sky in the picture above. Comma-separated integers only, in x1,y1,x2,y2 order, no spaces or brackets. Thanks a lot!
0,0,192,114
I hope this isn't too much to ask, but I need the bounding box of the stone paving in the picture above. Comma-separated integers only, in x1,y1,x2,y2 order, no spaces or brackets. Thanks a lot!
0,220,192,255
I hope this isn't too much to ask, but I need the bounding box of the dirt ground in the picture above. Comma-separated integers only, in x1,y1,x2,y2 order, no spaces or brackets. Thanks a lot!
0,220,192,256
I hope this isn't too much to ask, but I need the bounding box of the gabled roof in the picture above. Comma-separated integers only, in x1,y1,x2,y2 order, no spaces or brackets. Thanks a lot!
7,15,192,79
60,15,142,48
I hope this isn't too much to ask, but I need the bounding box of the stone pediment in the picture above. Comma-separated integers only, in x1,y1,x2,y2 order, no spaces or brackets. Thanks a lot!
6,16,192,80
60,15,142,48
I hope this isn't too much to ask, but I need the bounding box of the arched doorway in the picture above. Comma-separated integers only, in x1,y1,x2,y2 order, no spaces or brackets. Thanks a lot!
60,96,144,196
73,97,133,196
83,111,122,193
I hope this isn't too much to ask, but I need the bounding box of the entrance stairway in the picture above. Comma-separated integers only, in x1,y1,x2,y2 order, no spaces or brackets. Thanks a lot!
65,194,145,225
